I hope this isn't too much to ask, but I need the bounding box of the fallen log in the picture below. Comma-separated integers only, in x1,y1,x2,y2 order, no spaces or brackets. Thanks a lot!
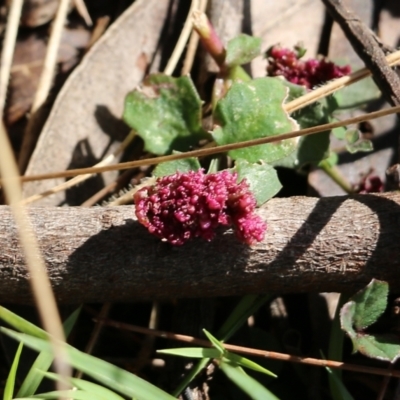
1,192,399,304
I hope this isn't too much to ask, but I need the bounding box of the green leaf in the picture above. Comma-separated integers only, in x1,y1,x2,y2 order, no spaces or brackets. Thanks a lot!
18,307,81,397
340,280,400,362
0,306,48,340
351,279,389,330
346,139,373,154
203,329,225,354
4,342,23,400
351,333,400,362
325,367,354,400
152,156,201,178
225,34,262,67
235,159,282,206
172,295,271,397
220,361,279,400
39,371,125,400
1,328,176,400
157,347,220,359
212,77,299,163
123,74,208,155
328,294,349,400
332,126,346,140
275,81,330,168
31,390,106,400
345,129,360,145
224,352,277,377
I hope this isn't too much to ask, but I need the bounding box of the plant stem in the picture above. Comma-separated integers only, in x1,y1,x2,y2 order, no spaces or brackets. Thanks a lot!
319,159,354,194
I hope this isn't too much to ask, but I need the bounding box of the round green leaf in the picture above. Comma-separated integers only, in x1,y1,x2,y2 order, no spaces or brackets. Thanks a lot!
212,77,299,163
351,279,388,330
225,34,262,67
123,74,208,155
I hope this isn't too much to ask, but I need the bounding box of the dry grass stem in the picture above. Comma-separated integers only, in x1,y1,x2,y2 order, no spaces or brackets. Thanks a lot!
0,120,70,389
284,50,400,113
74,0,92,26
181,0,209,75
20,130,136,205
101,320,400,379
18,0,71,171
107,176,156,206
164,0,200,75
0,0,23,113
8,103,400,186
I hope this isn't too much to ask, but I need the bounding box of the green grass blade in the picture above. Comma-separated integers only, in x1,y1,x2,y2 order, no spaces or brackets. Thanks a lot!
31,389,107,399
1,328,176,400
220,360,279,400
41,371,125,400
328,294,350,400
218,295,271,341
224,352,277,377
325,366,354,400
202,329,225,354
158,347,219,358
0,306,47,339
172,294,271,397
4,342,23,400
17,307,82,397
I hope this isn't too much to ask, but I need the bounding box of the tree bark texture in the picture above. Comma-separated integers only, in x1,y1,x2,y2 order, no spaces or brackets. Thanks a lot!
1,192,400,304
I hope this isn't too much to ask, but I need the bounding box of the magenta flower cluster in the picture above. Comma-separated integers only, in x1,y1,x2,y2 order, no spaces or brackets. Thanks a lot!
134,170,266,246
266,45,351,89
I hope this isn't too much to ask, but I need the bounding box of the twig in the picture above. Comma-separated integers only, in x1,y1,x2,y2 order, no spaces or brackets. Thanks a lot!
99,320,400,379
7,103,400,185
0,0,23,114
74,0,92,26
18,0,71,172
164,0,200,75
85,16,110,52
284,50,400,113
20,130,136,205
181,0,209,75
321,0,400,106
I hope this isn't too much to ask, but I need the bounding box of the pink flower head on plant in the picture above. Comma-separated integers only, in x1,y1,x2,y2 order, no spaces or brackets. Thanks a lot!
266,45,351,89
134,169,266,246
354,172,384,194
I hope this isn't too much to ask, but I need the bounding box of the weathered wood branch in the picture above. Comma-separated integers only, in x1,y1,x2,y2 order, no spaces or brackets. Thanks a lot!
1,193,400,304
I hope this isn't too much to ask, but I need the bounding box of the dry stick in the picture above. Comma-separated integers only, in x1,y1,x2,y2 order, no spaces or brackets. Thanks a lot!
7,102,400,186
285,50,400,113
99,320,400,379
2,192,400,304
18,0,71,172
321,0,400,106
85,16,110,52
